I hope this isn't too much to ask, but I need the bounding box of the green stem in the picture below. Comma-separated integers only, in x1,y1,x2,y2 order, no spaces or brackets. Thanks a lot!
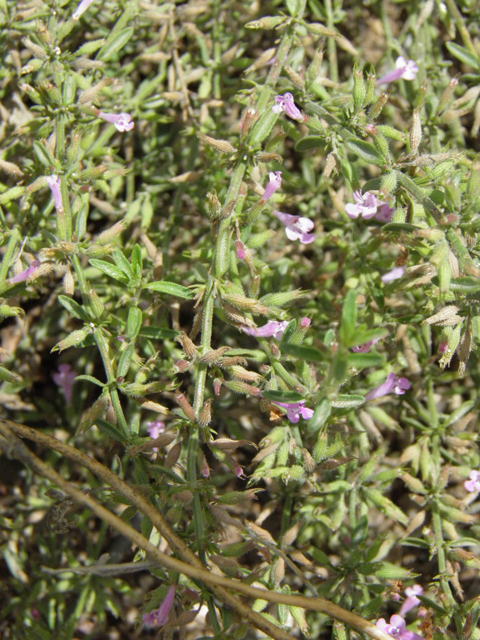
443,0,477,57
431,499,454,605
325,0,338,83
71,255,129,438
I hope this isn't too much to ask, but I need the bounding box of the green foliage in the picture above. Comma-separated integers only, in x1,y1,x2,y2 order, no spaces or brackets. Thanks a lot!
1,0,480,638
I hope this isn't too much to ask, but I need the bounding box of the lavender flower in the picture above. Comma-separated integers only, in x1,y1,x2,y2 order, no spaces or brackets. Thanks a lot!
97,111,134,132
273,211,315,244
147,420,166,439
376,614,424,640
366,373,410,401
345,190,394,222
146,420,165,452
272,93,303,121
272,400,314,424
143,585,176,627
377,56,419,84
9,260,41,284
235,240,246,260
72,0,96,20
53,364,77,405
399,585,423,617
47,175,64,212
241,321,289,340
382,266,406,283
352,337,382,353
262,171,282,202
465,470,480,492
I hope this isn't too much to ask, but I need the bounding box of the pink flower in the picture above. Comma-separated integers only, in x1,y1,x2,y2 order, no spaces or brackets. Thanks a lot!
72,0,96,19
272,400,314,424
234,463,247,479
366,373,410,401
97,111,134,132
352,337,382,353
272,211,315,244
377,56,419,84
147,420,165,452
272,93,303,121
235,240,246,260
47,175,64,212
147,420,165,439
345,190,394,221
262,171,282,202
300,317,311,328
465,470,480,492
376,615,423,640
9,260,41,284
399,585,423,617
52,364,77,405
143,585,176,627
240,321,289,340
382,266,406,283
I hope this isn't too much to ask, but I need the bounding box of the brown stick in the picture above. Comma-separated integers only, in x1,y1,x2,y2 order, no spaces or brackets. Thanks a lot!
0,420,391,640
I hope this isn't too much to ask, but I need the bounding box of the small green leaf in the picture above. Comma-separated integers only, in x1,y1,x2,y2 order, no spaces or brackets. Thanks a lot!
262,389,305,403
58,295,91,321
0,365,22,384
131,244,143,277
450,277,480,293
138,326,180,339
382,222,419,232
345,139,384,165
113,250,134,278
143,281,194,299
96,418,125,442
126,307,143,340
280,319,297,345
295,135,325,151
348,352,386,368
97,27,134,61
331,394,365,409
74,374,105,387
282,343,325,362
445,42,479,70
340,289,357,344
307,397,332,433
89,259,129,283
117,342,135,378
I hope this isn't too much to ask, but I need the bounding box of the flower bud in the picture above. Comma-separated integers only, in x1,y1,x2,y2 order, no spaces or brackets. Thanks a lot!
353,61,366,111
52,327,91,353
174,391,196,420
409,107,422,154
165,442,182,468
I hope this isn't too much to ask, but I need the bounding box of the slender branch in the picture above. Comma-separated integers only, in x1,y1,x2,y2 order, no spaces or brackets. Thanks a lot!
0,421,392,640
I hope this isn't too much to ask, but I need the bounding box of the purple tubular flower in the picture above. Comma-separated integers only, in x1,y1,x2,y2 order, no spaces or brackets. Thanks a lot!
147,420,165,452
241,321,289,340
272,93,303,121
52,364,77,405
47,175,64,212
235,240,246,260
399,585,423,617
345,190,394,221
272,400,314,424
352,337,382,353
376,202,395,223
273,211,315,244
97,111,134,132
366,373,410,402
465,470,480,492
377,56,419,84
262,171,282,202
382,266,406,283
156,585,176,626
143,585,176,627
376,615,424,640
9,260,41,284
72,0,96,19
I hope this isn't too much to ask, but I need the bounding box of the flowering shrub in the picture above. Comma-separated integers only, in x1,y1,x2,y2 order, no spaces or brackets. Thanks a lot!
1,1,480,640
